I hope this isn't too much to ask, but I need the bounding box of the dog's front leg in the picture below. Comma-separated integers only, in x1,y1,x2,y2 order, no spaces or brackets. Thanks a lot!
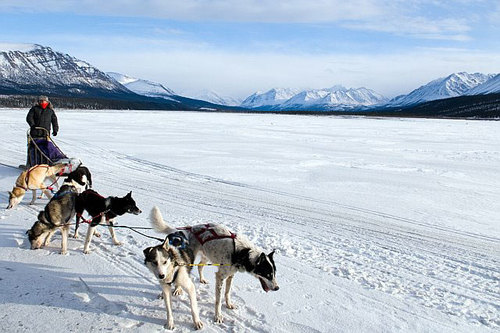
61,225,69,255
49,175,59,190
43,229,56,247
42,188,53,200
83,224,98,254
161,283,175,330
74,214,80,239
30,189,37,205
106,219,122,245
182,276,204,330
214,271,225,323
225,274,237,309
198,254,209,284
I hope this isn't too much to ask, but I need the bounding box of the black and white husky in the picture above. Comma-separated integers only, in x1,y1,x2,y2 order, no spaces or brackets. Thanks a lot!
63,165,92,193
27,184,79,254
74,190,142,253
143,238,204,330
150,206,279,323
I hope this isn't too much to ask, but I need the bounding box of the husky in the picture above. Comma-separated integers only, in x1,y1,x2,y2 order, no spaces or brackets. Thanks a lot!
63,165,92,193
75,190,142,254
26,184,78,254
149,206,279,323
7,163,66,209
143,239,204,330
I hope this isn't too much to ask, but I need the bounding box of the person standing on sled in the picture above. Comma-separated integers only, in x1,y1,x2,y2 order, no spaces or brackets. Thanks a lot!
26,95,59,139
25,96,62,167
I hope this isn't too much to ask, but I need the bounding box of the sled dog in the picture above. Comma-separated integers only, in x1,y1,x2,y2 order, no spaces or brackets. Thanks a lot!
63,165,92,193
7,163,66,209
27,184,78,254
149,206,279,323
75,190,141,253
144,238,204,330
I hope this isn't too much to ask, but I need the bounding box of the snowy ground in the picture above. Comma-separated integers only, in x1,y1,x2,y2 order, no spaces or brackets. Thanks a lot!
0,109,498,332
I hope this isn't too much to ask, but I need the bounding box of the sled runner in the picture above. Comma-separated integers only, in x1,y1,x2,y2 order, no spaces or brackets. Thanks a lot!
23,127,68,169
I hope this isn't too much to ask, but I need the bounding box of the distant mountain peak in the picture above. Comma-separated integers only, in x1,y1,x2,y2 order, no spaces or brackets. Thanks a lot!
0,43,130,97
182,89,242,106
242,86,387,110
107,72,175,98
390,72,493,106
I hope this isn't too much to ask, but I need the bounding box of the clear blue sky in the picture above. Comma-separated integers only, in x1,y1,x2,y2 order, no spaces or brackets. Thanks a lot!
0,1,499,98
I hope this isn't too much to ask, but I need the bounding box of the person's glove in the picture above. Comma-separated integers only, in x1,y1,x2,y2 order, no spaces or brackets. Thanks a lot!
52,131,57,136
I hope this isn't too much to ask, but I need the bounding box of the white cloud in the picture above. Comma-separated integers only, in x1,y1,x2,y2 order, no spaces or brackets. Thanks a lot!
83,46,500,99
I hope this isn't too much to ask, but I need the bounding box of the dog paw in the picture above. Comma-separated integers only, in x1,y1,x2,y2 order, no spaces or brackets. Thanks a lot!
60,250,67,255
157,293,164,299
73,234,79,239
199,278,209,284
83,249,91,254
94,231,101,237
194,320,204,330
173,286,183,296
164,321,175,330
113,241,122,246
226,303,237,310
214,314,224,324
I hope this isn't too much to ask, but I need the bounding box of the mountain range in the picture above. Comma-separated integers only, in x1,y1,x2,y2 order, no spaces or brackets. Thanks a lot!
240,72,499,111
0,43,498,117
0,43,229,111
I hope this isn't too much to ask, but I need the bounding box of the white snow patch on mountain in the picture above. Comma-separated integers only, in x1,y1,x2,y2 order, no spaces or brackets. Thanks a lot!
107,72,176,101
242,86,387,110
467,74,500,95
241,88,302,108
183,89,242,106
390,72,493,106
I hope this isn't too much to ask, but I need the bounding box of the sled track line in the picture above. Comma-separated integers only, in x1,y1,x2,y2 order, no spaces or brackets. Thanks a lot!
92,155,499,274
119,154,500,244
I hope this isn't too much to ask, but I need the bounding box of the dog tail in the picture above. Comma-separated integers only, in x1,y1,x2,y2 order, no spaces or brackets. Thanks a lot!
150,206,177,234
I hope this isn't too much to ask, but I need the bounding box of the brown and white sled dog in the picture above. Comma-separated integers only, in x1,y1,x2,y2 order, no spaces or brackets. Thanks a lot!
150,206,279,323
7,163,66,209
27,184,78,254
143,240,204,330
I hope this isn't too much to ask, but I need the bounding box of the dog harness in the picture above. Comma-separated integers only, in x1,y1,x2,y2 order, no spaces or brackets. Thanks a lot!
178,224,236,245
19,164,64,192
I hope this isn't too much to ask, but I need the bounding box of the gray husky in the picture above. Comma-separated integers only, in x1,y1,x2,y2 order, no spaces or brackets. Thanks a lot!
150,206,279,323
144,240,204,330
27,184,78,254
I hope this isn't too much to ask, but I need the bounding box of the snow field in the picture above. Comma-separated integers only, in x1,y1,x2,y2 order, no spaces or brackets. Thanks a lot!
0,109,499,332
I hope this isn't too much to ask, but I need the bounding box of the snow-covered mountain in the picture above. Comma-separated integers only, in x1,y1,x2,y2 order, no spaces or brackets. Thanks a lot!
281,86,387,110
389,72,493,106
241,88,301,108
183,89,242,106
0,43,130,97
242,86,387,111
466,74,500,95
107,72,176,100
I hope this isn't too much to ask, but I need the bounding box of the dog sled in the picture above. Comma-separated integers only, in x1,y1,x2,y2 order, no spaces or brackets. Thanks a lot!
21,127,80,174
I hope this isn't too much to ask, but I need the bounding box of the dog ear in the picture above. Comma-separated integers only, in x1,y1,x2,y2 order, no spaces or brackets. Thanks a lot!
161,237,170,249
143,247,154,258
126,191,132,198
268,250,275,260
256,252,266,265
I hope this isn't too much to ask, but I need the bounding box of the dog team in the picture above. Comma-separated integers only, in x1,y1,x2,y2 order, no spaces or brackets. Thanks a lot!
6,160,279,330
